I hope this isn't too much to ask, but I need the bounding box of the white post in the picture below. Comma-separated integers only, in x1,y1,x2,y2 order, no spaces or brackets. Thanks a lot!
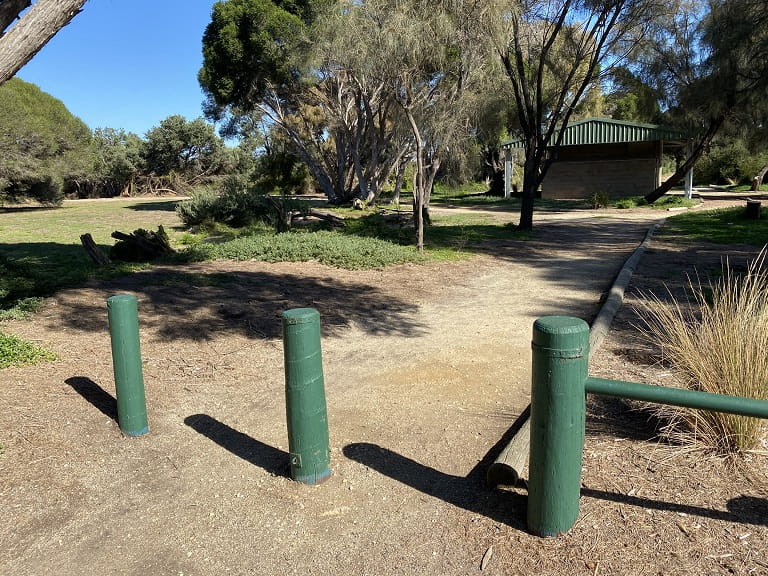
504,148,512,198
684,141,694,199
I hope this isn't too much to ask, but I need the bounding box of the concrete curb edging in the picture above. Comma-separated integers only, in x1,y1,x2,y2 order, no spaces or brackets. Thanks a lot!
588,219,665,357
487,219,665,488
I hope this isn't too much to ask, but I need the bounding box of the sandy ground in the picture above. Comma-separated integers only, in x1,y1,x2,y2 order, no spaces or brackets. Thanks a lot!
1,199,767,575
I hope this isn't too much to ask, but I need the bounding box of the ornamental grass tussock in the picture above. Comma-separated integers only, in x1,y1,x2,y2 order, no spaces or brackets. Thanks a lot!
638,248,768,454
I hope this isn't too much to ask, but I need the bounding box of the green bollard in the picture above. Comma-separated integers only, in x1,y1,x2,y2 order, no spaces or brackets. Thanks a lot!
527,316,589,537
107,294,149,437
282,308,331,485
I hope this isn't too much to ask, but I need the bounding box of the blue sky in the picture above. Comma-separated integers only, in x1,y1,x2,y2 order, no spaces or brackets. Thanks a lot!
17,0,216,137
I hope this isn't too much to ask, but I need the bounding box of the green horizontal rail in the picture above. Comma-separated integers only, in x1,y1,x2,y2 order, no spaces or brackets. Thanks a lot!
585,377,768,419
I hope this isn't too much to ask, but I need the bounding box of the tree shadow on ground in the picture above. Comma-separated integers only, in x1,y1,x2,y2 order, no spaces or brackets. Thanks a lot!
48,268,428,341
124,200,181,212
0,205,60,214
184,414,289,477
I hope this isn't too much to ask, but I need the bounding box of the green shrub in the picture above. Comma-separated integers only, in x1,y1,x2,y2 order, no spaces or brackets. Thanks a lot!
0,255,36,309
176,176,296,230
183,230,421,269
694,141,767,186
638,251,768,453
614,196,647,209
0,297,45,321
176,187,220,227
0,332,56,369
589,190,610,209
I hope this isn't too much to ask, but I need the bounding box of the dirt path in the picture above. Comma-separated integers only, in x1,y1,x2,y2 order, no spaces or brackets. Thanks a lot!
1,203,766,575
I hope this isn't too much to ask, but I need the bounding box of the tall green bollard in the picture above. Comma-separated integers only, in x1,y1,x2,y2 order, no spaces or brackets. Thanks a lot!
107,294,149,437
282,308,331,485
527,316,589,537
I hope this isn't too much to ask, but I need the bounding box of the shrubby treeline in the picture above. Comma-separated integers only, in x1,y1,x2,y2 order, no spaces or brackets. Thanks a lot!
0,78,242,205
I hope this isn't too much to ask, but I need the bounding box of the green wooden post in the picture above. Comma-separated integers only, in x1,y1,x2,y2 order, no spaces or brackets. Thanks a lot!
107,294,149,437
282,308,331,485
528,316,589,537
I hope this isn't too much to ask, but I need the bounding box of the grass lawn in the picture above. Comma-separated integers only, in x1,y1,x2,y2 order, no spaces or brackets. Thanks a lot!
662,206,768,245
0,198,186,310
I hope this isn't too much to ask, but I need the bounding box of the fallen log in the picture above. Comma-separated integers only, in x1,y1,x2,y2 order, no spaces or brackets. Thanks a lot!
486,406,530,488
79,233,112,266
308,209,347,228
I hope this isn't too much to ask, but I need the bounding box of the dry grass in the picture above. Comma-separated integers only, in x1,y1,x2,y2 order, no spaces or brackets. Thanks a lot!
638,249,768,453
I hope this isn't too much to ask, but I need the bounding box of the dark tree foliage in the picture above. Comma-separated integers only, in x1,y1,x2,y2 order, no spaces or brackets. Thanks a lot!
198,0,324,117
0,77,94,203
142,115,224,179
642,0,768,201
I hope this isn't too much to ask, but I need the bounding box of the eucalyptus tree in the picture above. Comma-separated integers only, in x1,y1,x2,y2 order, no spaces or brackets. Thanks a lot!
488,0,661,230
638,0,768,201
311,2,416,206
92,128,145,196
350,0,488,250
199,0,351,200
143,115,225,181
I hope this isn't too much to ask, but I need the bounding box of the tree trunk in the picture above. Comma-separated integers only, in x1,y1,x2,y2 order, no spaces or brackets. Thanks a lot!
0,0,30,34
644,114,726,203
391,160,406,205
0,0,88,86
751,162,768,191
404,107,425,252
518,156,540,231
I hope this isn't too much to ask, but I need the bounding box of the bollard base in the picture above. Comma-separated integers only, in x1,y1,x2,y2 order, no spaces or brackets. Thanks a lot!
293,468,332,486
121,425,150,437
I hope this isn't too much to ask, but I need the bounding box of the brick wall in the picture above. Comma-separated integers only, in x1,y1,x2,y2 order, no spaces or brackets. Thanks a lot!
542,158,661,199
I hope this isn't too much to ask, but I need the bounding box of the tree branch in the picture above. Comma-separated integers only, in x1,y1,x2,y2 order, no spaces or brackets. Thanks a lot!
0,0,88,86
0,0,30,34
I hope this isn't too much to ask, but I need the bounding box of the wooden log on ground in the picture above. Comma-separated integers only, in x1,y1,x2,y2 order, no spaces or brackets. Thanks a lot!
309,209,347,228
486,406,531,488
110,226,174,261
79,233,111,266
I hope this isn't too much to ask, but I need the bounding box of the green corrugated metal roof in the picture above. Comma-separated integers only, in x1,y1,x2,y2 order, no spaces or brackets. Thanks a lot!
502,117,690,149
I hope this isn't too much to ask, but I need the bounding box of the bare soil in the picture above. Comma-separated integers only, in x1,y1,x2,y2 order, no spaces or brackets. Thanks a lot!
1,199,767,575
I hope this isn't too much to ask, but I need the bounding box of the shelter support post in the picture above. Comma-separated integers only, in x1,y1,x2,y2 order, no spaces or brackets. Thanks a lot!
684,141,694,199
504,148,512,198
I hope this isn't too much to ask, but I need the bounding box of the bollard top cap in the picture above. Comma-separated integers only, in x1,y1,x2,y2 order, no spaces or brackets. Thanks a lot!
533,316,589,335
282,307,320,325
107,293,138,306
532,316,589,356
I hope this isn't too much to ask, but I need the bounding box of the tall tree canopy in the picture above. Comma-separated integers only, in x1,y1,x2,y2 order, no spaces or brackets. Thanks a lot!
200,0,489,249
489,0,660,230
143,115,225,180
637,0,768,201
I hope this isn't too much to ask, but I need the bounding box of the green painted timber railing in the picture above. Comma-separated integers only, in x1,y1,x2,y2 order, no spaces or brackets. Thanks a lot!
528,316,768,538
